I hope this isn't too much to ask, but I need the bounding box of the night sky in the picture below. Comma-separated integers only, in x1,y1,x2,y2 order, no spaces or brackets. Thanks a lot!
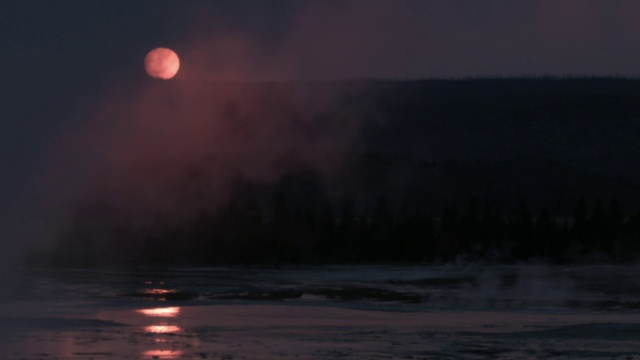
3,4,640,357
1,0,640,253
4,0,640,84
3,0,640,158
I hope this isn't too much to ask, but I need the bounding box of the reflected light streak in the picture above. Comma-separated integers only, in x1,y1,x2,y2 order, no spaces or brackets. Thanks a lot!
144,324,182,334
144,289,176,295
136,307,180,317
142,349,184,359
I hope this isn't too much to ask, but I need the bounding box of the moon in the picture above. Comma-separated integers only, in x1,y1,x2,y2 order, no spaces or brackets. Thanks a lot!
144,47,180,80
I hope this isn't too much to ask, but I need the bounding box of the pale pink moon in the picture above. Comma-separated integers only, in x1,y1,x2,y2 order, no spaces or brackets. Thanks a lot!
144,47,180,80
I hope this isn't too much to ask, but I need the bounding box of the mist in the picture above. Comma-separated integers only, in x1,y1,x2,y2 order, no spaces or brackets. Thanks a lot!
5,0,640,269
3,2,640,358
462,265,576,308
26,11,376,259
177,0,640,80
55,81,362,222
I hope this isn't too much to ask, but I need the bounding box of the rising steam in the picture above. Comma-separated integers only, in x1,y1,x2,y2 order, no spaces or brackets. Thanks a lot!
38,11,372,239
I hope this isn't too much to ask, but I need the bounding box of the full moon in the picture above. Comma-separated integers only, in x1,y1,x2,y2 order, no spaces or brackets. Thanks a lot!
144,47,180,80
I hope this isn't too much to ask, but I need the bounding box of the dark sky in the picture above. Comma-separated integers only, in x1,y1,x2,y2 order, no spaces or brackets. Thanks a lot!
1,0,640,247
3,0,640,84
1,0,637,154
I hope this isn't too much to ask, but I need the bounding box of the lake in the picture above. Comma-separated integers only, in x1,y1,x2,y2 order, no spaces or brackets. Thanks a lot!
1,265,640,359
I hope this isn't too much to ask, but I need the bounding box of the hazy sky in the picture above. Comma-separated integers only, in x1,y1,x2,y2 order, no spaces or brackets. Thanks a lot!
1,0,637,160
1,0,638,170
1,0,640,227
2,0,640,85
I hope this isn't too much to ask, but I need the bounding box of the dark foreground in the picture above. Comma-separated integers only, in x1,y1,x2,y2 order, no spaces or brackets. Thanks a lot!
1,265,640,359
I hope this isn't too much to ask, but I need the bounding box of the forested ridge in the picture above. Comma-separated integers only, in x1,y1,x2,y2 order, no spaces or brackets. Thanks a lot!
52,182,640,266
46,77,640,267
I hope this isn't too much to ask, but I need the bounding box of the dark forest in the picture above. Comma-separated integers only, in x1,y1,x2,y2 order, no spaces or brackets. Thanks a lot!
47,77,640,267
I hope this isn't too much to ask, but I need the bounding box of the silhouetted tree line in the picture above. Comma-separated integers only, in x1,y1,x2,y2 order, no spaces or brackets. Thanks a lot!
51,191,640,267
48,76,640,267
360,78,640,184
